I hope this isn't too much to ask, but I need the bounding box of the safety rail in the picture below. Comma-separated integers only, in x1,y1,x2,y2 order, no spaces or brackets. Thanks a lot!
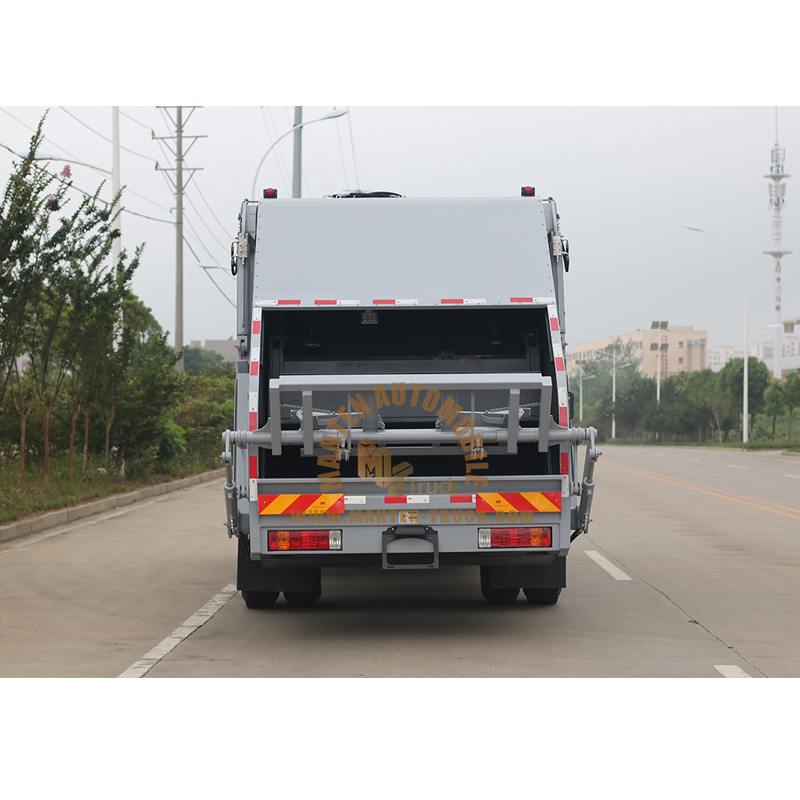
232,372,569,456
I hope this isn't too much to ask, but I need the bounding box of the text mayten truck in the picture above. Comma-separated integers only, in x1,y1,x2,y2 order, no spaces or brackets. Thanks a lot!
221,186,599,608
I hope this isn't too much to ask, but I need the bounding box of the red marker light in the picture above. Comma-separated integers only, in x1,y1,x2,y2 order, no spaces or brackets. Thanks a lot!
268,530,342,550
263,188,278,198
521,186,535,196
477,527,552,548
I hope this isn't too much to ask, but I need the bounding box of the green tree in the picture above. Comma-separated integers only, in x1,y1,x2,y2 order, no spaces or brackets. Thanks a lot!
173,362,235,466
1,115,76,408
64,248,140,482
718,357,772,440
783,373,800,442
8,360,38,491
110,304,183,475
763,381,787,440
183,346,224,375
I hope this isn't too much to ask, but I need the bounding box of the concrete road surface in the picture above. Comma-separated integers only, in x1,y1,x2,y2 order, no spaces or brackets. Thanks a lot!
2,445,799,678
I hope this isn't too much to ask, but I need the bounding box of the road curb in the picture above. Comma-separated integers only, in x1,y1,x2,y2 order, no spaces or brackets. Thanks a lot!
0,468,226,545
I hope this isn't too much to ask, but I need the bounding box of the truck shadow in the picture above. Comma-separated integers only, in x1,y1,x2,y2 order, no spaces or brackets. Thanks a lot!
247,567,563,639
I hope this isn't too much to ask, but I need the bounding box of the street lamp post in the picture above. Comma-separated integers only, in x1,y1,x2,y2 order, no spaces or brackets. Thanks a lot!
578,363,595,421
250,108,348,201
686,225,749,443
598,343,619,439
651,320,669,403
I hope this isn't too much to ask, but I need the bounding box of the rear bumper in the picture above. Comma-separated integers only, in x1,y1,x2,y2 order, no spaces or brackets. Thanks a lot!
252,550,565,569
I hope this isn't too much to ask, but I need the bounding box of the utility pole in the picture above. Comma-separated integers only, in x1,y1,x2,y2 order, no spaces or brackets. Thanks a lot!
154,107,205,371
764,108,791,380
292,106,302,198
111,106,124,343
111,107,121,274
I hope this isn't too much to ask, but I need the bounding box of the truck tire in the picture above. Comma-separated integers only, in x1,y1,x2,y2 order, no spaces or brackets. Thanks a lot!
242,589,280,609
481,587,520,605
523,587,562,605
283,589,322,607
479,565,519,604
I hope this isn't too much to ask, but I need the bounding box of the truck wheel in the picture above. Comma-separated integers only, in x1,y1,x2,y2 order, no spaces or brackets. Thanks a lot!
523,587,562,605
242,589,280,609
479,566,519,604
482,587,519,605
283,589,322,608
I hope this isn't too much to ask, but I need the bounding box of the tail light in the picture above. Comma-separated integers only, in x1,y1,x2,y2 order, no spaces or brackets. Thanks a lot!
268,530,342,551
477,527,552,548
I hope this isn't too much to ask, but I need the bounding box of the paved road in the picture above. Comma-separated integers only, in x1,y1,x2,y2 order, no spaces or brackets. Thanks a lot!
2,445,799,678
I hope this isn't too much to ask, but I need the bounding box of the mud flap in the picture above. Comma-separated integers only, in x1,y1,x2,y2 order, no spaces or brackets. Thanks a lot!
237,537,320,592
481,558,566,591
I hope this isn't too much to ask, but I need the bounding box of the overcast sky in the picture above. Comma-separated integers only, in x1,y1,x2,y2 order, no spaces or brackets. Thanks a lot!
3,105,797,355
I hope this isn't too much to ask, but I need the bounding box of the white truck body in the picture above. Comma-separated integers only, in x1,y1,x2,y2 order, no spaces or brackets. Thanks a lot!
222,189,599,607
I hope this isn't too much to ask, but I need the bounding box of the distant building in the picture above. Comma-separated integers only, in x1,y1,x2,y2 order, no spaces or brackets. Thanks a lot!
707,345,741,372
190,338,237,363
750,335,800,363
568,326,708,379
697,337,799,374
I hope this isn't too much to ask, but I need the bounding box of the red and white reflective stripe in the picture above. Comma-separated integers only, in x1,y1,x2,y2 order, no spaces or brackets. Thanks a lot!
548,303,560,332
249,391,258,431
372,299,419,306
510,296,555,305
384,495,430,504
313,299,337,306
556,356,565,372
252,318,261,336
344,496,366,506
450,494,476,503
441,298,486,305
558,386,569,427
561,452,569,475
250,347,260,376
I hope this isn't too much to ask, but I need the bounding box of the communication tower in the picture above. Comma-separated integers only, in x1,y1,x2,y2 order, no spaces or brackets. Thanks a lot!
764,109,791,379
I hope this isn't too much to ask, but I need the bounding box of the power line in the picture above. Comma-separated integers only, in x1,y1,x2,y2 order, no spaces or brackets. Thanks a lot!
182,235,235,309
183,189,230,252
1,106,92,165
0,142,174,224
335,119,351,189
2,108,173,214
58,107,158,162
346,108,362,191
118,109,153,130
183,210,222,263
192,180,233,239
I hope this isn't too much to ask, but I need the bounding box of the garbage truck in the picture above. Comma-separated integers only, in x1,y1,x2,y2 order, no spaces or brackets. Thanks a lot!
221,186,599,607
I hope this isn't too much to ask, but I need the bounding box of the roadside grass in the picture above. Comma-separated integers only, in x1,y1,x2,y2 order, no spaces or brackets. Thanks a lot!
0,452,223,526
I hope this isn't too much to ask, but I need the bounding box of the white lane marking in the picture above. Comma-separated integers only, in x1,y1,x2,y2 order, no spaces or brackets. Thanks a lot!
653,453,665,457
783,474,800,480
685,458,699,462
714,665,753,679
585,550,633,581
727,465,747,470
118,584,238,678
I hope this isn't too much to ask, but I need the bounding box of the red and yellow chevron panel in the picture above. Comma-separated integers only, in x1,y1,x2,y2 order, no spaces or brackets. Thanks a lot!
259,494,345,516
476,492,562,514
